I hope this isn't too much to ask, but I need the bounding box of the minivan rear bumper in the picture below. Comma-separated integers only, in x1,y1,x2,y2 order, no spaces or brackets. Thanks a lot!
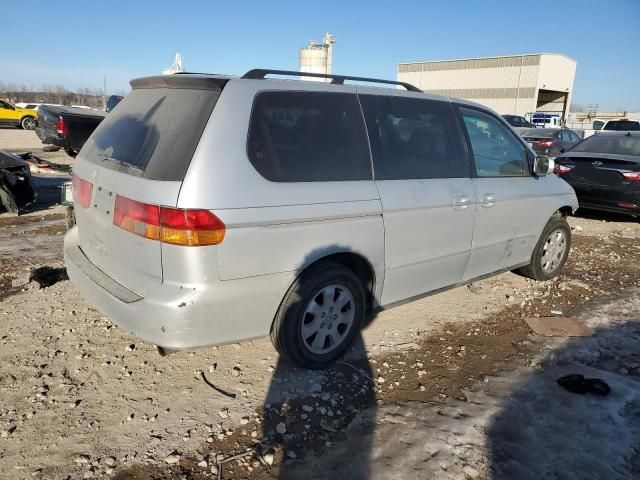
64,227,294,349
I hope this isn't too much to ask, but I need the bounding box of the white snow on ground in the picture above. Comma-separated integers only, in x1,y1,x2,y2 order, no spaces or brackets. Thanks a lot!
287,290,640,480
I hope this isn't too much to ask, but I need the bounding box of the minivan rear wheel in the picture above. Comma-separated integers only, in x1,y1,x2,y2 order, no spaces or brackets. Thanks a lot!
271,262,365,369
516,216,571,281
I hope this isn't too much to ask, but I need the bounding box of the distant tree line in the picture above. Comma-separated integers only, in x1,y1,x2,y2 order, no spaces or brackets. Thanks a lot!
0,82,127,109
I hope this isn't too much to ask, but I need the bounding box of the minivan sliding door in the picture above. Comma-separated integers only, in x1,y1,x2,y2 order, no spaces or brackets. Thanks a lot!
359,93,475,306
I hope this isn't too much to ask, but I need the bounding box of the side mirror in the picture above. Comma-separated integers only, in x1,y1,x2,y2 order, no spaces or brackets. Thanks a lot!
534,156,554,176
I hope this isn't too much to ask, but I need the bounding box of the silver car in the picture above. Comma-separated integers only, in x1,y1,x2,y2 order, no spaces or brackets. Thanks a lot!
64,69,578,368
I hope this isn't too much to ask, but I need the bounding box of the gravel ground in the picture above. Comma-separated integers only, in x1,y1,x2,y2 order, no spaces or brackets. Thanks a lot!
0,129,638,480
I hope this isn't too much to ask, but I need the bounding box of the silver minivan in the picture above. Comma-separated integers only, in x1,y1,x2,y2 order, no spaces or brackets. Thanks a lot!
64,70,578,368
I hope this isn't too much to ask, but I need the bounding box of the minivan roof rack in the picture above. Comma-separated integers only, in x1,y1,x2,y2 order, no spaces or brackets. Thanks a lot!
241,69,422,92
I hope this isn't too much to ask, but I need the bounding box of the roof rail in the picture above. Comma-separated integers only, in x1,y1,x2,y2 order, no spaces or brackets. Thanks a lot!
241,69,422,92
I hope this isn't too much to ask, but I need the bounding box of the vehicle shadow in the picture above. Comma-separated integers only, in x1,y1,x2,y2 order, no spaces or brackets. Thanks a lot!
487,318,640,479
261,247,379,479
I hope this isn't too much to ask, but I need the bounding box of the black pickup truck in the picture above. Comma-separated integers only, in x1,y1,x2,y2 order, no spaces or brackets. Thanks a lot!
34,95,123,157
35,105,106,157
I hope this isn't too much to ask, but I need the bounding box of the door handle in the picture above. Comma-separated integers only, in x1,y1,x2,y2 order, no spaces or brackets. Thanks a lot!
453,195,471,211
481,193,496,208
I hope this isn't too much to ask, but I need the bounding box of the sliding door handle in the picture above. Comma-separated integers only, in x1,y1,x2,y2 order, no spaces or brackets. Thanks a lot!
480,193,496,208
453,195,471,211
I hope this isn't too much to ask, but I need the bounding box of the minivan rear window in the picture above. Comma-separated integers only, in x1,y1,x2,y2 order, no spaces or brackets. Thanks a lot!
603,120,640,131
247,91,372,182
82,86,222,181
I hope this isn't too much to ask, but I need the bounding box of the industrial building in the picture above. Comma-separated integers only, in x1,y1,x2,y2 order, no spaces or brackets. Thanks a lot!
299,33,335,82
398,53,576,119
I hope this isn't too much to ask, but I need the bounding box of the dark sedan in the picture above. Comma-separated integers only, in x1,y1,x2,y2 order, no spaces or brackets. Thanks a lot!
554,132,640,215
522,128,581,158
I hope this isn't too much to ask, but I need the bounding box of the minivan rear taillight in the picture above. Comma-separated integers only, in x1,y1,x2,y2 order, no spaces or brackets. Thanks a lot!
113,195,225,246
72,175,93,208
56,116,68,137
538,139,555,148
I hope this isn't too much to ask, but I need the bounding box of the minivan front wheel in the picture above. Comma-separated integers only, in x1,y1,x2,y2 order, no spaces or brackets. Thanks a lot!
517,216,571,281
271,262,365,369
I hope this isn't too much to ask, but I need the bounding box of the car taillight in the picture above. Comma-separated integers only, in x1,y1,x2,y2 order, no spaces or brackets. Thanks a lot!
72,175,93,208
622,171,640,182
113,195,225,246
56,116,68,136
538,140,555,148
554,164,574,174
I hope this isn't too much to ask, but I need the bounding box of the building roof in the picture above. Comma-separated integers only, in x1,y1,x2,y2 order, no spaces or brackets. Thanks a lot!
399,53,576,66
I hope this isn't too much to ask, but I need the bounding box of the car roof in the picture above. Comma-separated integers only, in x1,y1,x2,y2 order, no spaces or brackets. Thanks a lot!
130,70,504,117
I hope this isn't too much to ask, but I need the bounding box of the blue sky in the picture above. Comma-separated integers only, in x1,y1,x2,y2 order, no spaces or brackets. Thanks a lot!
3,0,639,110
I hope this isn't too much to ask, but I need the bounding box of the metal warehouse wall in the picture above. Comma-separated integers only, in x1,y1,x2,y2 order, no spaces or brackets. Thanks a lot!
398,54,576,118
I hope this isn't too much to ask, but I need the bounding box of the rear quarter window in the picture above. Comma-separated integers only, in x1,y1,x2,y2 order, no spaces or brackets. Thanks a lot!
247,91,372,182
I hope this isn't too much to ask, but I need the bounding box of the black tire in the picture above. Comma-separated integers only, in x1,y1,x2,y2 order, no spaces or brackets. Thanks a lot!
516,215,571,281
65,149,78,158
64,207,76,230
270,262,366,369
0,185,19,214
20,116,37,130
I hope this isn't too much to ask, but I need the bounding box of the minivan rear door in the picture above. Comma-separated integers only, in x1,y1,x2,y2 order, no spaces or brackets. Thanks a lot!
359,92,476,305
72,76,225,296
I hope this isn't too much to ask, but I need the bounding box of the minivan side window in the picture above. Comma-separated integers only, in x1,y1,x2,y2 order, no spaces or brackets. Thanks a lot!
247,91,372,182
359,95,469,180
459,107,529,177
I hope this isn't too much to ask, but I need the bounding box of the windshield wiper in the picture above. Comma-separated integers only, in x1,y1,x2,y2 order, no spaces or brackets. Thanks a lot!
98,155,144,177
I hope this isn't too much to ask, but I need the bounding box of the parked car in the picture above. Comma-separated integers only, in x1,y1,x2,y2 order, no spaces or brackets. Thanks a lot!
530,113,565,129
555,132,640,215
602,119,640,131
522,128,581,158
64,69,577,369
35,105,106,157
502,114,535,133
0,99,38,130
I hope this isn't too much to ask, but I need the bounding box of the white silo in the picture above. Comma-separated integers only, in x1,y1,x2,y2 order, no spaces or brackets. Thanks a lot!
299,33,335,81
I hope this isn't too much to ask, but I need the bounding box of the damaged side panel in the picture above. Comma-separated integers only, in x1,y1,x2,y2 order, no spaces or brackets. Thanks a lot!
0,150,36,214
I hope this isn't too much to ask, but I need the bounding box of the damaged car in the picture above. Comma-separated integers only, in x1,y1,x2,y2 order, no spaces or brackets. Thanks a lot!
0,150,36,214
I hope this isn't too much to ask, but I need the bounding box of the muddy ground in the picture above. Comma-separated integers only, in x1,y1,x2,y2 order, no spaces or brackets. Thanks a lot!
0,128,639,479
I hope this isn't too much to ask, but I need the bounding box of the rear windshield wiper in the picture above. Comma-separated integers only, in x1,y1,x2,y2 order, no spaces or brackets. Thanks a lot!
97,154,144,177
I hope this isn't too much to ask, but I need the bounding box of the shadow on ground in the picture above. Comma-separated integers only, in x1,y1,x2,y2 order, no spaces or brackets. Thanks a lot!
488,318,640,480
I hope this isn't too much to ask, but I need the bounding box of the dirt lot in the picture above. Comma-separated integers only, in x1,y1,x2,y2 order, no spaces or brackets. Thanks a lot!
0,128,639,480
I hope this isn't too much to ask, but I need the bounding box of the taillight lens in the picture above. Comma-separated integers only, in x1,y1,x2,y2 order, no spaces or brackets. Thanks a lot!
622,171,640,182
56,116,68,136
538,140,555,148
113,195,225,246
72,175,93,208
554,164,574,174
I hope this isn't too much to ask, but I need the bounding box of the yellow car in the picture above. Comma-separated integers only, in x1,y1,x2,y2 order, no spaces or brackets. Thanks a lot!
0,99,38,130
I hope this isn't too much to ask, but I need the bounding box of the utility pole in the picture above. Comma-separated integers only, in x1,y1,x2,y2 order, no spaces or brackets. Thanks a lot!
103,77,107,111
